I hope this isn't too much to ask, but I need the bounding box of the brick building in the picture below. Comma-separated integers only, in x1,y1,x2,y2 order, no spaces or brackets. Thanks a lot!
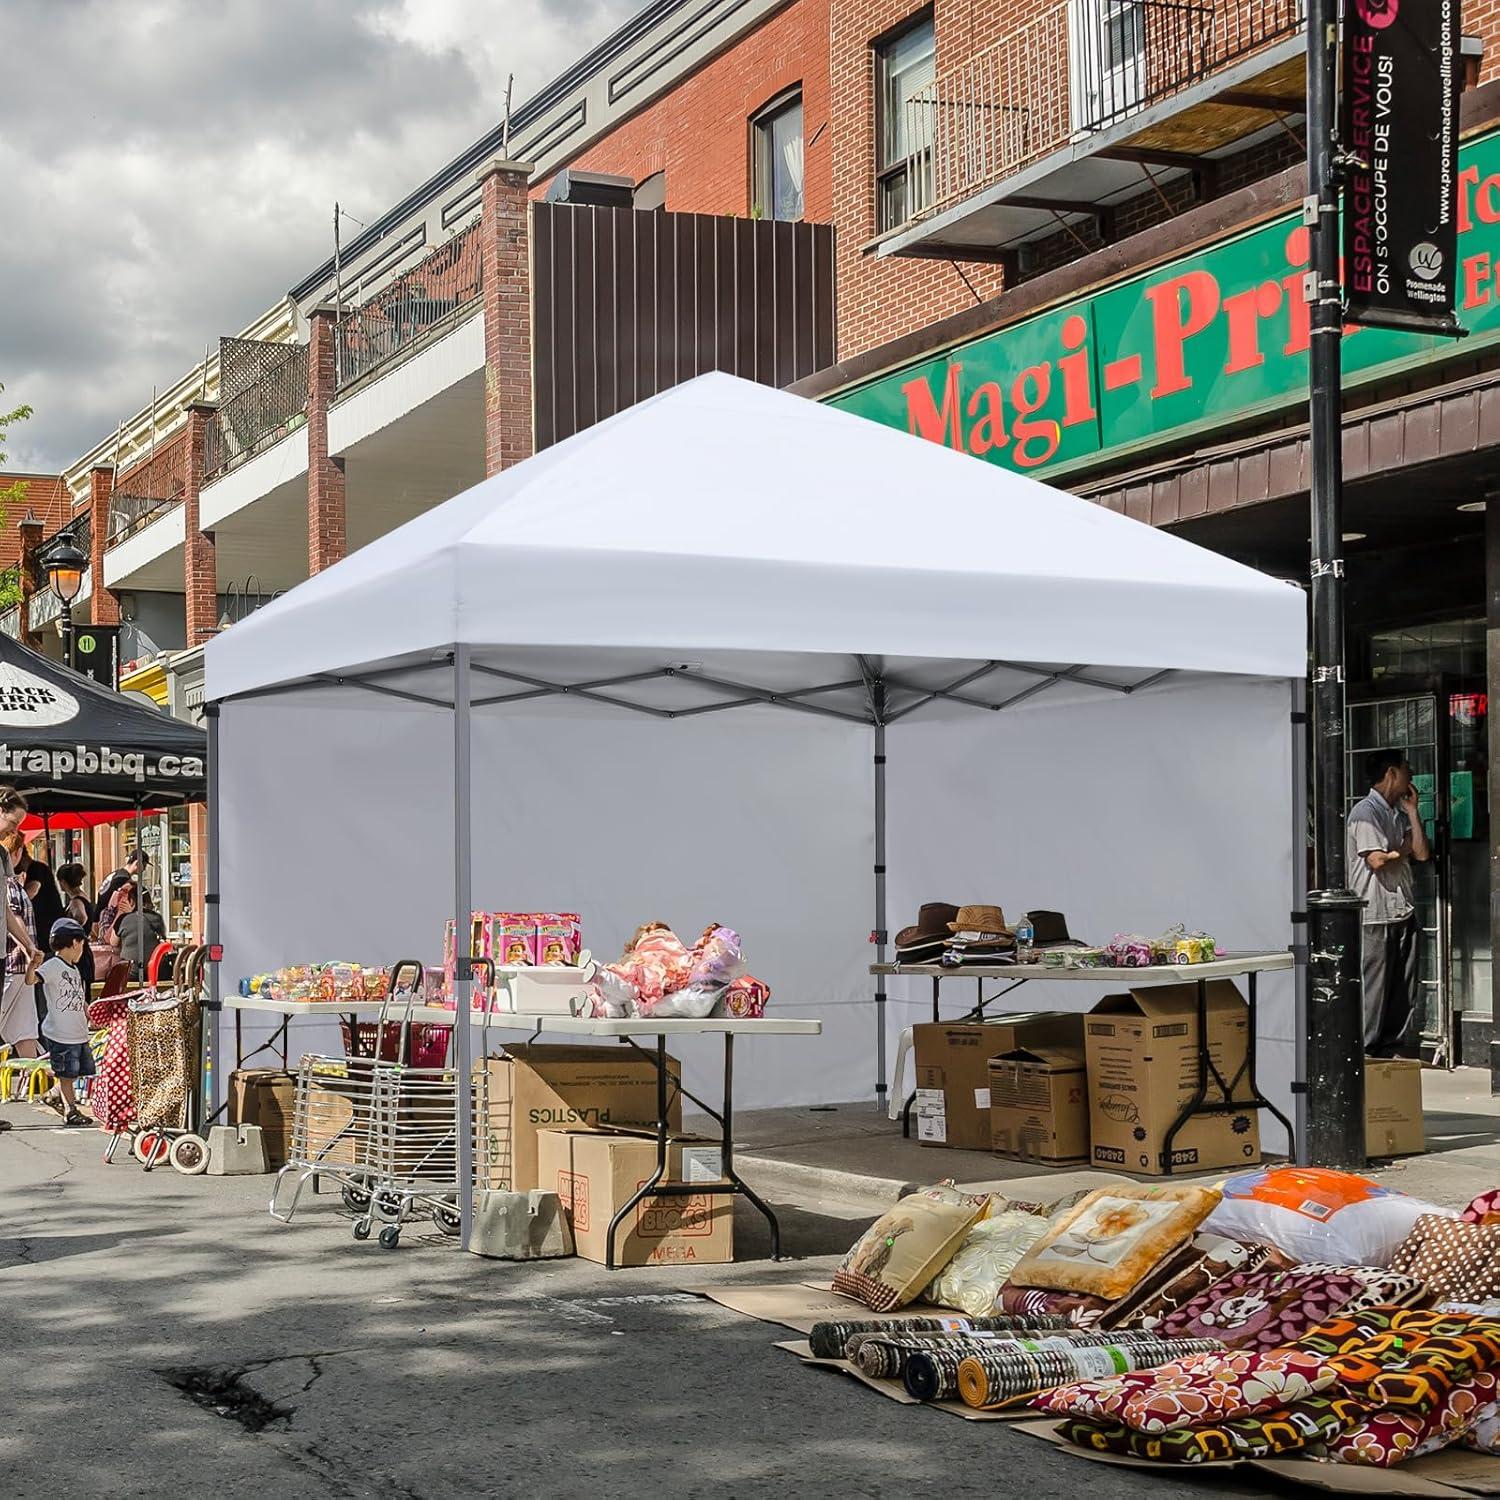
20,0,1500,1078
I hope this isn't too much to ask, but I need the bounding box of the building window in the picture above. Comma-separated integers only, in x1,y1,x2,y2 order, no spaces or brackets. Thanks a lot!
751,89,804,221
875,14,935,232
1070,0,1146,131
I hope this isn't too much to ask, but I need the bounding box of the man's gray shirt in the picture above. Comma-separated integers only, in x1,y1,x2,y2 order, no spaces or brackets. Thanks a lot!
1347,788,1414,925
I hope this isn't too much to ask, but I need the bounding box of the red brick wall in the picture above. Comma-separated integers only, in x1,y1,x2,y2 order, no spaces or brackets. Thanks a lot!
306,308,346,574
0,475,69,569
481,161,534,475
536,0,835,223
183,404,218,649
88,466,120,626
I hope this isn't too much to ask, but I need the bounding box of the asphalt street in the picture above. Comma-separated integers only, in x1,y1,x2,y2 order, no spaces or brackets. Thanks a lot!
2,1102,1294,1499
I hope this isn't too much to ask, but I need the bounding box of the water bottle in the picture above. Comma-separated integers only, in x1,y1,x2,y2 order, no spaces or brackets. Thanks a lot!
1016,919,1035,963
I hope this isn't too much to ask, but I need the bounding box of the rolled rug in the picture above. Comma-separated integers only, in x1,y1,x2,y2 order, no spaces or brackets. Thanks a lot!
957,1337,1224,1410
808,1312,1067,1361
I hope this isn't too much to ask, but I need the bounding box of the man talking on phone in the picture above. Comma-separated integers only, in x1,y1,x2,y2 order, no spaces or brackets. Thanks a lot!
1346,748,1432,1058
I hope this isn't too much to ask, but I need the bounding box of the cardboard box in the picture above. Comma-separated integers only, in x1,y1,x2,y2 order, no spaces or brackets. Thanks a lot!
1366,1057,1424,1157
480,1044,680,1192
228,1068,296,1168
538,1128,733,1266
913,1014,1085,1151
1084,981,1262,1176
989,1046,1089,1164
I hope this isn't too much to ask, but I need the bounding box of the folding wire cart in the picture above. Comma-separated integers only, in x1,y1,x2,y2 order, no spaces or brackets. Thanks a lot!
269,960,494,1248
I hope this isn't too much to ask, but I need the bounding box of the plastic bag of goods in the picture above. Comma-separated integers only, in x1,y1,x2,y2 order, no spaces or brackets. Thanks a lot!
645,926,745,1018
1204,1167,1456,1268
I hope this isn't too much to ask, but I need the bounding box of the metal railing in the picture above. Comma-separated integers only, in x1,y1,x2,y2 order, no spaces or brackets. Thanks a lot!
0,605,20,641
204,342,309,481
905,0,1305,219
108,434,188,544
337,219,483,388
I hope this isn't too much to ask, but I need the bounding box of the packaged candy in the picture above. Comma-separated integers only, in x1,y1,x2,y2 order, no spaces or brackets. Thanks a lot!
723,975,771,1018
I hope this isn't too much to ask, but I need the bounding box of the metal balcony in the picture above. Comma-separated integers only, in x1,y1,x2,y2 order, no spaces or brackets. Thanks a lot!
336,218,484,390
887,0,1306,260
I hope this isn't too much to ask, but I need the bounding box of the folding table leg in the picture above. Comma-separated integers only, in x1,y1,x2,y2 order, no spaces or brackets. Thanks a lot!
1160,976,1211,1176
719,1032,781,1261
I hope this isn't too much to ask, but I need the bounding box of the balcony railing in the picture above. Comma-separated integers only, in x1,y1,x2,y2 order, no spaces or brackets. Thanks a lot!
337,218,483,389
0,605,20,641
108,433,188,544
204,341,309,482
905,0,1305,220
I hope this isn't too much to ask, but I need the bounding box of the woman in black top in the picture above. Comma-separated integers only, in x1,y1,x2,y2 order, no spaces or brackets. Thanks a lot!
112,886,168,981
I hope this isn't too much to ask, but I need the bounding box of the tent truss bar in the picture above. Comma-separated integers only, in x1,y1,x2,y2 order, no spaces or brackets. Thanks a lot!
316,674,451,710
214,659,1175,725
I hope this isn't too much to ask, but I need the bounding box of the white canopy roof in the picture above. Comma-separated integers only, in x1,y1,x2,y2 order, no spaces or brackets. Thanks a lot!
206,372,1305,702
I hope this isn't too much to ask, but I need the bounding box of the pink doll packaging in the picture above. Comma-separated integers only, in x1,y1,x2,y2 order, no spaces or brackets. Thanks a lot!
492,913,538,968
533,912,581,966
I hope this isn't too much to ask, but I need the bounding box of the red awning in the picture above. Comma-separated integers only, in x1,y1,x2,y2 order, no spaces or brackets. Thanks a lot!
22,809,144,832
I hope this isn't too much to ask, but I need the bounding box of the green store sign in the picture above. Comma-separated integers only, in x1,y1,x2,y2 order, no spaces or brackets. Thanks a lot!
831,125,1500,479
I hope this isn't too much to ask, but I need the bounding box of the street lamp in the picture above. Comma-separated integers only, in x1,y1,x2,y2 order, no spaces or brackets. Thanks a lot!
41,532,87,668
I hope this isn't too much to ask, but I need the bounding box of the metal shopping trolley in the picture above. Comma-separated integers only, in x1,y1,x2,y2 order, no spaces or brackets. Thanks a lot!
270,959,493,1247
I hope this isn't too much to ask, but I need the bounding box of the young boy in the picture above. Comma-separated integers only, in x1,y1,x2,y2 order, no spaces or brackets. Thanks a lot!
34,918,93,1126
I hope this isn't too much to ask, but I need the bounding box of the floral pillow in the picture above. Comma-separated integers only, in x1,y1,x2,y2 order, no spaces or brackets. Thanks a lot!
1155,1267,1362,1352
1390,1215,1500,1305
1328,1369,1500,1467
1006,1185,1220,1302
1032,1346,1338,1433
832,1188,985,1312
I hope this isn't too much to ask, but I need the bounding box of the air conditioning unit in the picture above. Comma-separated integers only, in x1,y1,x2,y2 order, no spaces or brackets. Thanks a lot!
544,169,634,210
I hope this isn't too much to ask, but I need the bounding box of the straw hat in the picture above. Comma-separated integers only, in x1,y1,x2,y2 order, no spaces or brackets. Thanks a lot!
948,904,1012,937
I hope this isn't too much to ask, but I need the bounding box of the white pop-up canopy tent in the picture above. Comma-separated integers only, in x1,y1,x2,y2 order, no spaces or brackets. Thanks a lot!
205,372,1308,1222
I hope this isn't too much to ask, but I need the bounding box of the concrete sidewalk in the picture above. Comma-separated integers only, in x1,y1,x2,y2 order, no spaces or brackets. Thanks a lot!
714,1063,1500,1210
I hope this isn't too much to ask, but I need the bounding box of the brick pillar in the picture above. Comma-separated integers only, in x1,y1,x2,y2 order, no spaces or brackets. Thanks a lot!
16,510,43,649
88,465,120,625
477,158,535,475
306,305,347,573
184,401,219,647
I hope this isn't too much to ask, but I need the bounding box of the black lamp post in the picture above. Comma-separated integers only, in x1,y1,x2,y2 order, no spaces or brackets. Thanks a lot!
41,533,87,669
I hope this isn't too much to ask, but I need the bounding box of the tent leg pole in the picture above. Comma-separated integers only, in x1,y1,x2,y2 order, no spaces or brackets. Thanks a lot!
873,688,888,1111
205,703,222,1123
453,646,474,1252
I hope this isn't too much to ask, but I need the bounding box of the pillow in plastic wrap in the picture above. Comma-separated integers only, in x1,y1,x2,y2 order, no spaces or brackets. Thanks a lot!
925,1209,1051,1317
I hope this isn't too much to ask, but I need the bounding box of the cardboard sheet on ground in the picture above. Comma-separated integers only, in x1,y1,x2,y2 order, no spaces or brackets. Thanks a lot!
1018,1416,1500,1496
687,1280,950,1334
772,1338,1035,1421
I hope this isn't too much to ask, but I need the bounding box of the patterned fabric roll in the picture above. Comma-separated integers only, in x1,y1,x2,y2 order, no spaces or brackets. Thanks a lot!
808,1312,1066,1361
1059,1393,1368,1464
855,1327,1220,1385
956,1338,1222,1410
903,1346,974,1401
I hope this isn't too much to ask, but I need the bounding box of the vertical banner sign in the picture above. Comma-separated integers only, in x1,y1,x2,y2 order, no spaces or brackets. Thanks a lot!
1343,0,1463,334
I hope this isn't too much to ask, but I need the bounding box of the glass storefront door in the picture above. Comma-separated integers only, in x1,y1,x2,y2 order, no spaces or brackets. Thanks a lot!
1352,618,1492,1066
1345,693,1448,1061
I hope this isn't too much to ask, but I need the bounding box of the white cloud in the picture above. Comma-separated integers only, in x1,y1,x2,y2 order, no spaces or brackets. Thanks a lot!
1,0,638,472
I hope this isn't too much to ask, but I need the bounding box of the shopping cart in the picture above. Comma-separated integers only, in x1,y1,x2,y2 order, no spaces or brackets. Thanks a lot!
270,959,492,1246
99,947,212,1174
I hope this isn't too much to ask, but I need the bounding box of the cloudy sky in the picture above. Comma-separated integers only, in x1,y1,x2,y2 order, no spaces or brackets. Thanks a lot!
2,0,638,473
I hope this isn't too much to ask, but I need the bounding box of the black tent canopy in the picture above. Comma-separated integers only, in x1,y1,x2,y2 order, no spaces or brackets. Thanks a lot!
0,633,206,811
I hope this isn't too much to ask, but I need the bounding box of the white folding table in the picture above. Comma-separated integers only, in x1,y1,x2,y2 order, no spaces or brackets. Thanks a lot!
869,951,1295,1171
218,995,820,1265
